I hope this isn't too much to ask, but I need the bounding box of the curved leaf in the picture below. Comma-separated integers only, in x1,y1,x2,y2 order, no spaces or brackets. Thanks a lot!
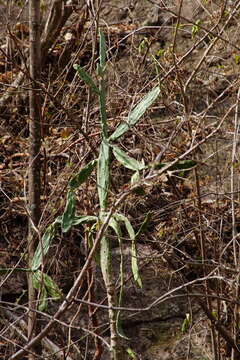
32,217,61,271
73,64,100,95
114,213,142,287
69,159,97,190
116,313,130,340
108,217,130,339
72,215,98,226
109,86,160,141
43,272,62,300
109,217,122,239
33,271,61,311
112,146,145,171
131,171,140,185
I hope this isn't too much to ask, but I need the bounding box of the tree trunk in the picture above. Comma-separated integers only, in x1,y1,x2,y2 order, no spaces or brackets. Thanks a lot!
28,0,41,358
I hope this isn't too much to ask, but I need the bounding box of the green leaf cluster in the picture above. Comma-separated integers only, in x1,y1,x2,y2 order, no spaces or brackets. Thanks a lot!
32,32,197,340
33,270,62,311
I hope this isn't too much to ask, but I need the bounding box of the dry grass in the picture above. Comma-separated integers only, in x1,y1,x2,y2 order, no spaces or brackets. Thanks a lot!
1,0,240,359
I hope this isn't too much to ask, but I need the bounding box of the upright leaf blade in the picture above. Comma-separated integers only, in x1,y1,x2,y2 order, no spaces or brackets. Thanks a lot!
116,313,130,340
99,214,111,286
100,235,111,284
108,217,129,339
114,213,142,287
62,190,76,233
99,31,106,72
97,141,110,211
135,212,153,239
98,32,108,138
109,86,160,141
99,87,108,138
131,241,142,288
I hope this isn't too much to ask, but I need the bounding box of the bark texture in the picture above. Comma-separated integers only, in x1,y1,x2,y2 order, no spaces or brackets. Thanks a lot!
28,0,41,358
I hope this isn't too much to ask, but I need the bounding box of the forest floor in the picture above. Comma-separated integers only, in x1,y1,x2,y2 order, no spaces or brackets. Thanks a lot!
1,1,240,359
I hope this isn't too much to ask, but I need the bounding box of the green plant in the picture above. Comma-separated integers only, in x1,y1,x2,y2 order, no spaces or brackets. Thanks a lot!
234,54,239,65
30,30,159,358
32,31,197,359
138,37,149,53
192,19,201,39
181,313,191,333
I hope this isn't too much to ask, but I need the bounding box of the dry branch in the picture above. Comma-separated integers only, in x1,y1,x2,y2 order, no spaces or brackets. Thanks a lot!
2,308,74,360
0,0,83,114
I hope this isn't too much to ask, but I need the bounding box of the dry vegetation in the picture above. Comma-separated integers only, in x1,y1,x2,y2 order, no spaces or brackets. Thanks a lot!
1,0,240,359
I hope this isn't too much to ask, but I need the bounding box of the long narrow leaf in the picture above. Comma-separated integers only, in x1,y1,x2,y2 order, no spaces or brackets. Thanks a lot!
168,159,197,170
33,271,61,311
131,241,142,288
109,86,160,141
97,33,106,77
32,217,61,271
99,31,106,73
72,215,98,226
62,190,76,233
33,215,98,271
116,313,130,340
126,348,137,359
69,159,97,190
153,159,197,171
99,212,111,284
43,272,62,300
96,32,108,137
114,213,135,239
33,271,48,311
99,88,108,138
100,235,111,284
0,268,31,274
109,217,129,339
135,212,153,239
109,217,122,239
73,64,100,95
114,213,142,287
97,141,110,210
112,146,145,171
